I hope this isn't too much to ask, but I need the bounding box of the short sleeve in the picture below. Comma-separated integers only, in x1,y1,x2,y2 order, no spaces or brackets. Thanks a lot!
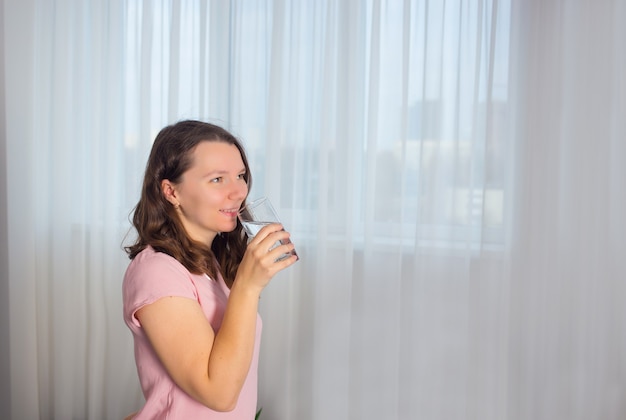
122,247,199,329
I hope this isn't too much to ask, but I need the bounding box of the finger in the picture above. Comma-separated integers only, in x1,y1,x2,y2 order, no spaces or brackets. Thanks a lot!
273,252,299,268
255,229,290,251
247,223,284,245
246,232,288,261
266,237,298,261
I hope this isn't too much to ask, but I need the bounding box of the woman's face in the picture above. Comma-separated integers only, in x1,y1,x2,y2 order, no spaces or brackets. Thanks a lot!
163,141,249,245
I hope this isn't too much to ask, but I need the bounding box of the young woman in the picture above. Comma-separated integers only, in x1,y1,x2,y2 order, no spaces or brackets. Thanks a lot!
122,120,297,419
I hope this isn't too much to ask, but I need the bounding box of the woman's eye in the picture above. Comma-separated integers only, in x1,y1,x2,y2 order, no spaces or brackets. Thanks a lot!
210,177,222,183
237,173,247,181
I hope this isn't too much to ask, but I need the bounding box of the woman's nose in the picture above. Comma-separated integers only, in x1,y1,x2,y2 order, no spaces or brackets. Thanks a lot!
230,179,248,200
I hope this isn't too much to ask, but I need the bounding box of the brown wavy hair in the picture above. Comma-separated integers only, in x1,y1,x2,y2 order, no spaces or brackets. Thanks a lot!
124,120,251,286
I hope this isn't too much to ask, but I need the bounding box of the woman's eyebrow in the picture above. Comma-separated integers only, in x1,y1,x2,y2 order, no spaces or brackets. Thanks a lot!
203,168,246,177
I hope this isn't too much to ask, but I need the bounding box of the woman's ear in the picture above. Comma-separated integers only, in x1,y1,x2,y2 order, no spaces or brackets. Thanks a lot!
160,179,180,208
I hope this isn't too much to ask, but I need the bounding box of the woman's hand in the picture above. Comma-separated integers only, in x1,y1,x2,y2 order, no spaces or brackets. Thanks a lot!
234,223,298,292
136,224,297,412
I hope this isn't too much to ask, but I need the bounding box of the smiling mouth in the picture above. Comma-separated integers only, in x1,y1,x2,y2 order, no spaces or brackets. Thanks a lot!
220,208,239,217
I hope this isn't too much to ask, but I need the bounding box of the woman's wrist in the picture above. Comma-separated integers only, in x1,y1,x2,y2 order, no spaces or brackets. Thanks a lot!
229,278,263,300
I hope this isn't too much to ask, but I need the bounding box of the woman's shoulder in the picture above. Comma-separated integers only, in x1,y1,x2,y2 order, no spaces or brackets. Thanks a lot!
123,246,206,304
126,246,190,281
134,245,180,265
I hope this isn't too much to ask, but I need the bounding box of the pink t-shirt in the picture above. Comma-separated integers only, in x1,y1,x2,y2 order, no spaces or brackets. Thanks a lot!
123,246,262,419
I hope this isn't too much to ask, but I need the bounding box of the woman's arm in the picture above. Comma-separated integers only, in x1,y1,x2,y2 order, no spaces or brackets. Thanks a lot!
136,224,297,411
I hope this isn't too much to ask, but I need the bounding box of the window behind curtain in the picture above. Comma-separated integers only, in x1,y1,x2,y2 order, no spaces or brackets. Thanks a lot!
122,0,511,254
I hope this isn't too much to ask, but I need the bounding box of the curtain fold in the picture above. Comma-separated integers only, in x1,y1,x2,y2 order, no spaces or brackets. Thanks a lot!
506,1,626,418
2,0,625,419
5,1,39,418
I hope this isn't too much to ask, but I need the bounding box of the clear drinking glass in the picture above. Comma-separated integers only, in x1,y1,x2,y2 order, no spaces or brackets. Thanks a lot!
238,197,299,261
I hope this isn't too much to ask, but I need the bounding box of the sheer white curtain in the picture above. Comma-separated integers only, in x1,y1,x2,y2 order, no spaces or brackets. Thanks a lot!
2,0,625,419
506,1,626,419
